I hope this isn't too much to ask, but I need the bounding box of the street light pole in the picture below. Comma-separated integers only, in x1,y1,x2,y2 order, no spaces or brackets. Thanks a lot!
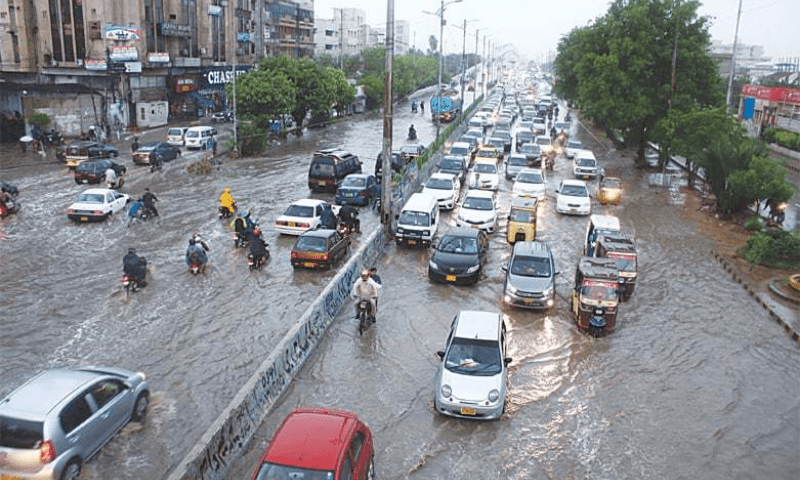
435,0,463,140
725,0,743,112
380,0,394,231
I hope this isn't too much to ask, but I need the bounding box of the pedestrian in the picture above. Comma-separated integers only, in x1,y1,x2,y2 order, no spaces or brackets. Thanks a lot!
131,136,140,153
420,102,424,115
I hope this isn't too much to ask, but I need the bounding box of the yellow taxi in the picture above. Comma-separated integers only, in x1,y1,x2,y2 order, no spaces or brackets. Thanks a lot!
507,196,538,243
474,146,501,164
597,176,623,205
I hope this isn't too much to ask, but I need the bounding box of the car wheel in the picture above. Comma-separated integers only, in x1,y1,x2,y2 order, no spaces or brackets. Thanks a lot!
60,459,81,480
367,458,376,480
132,391,149,421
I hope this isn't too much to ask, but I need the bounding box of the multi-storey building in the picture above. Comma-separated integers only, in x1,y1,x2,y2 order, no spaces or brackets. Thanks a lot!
0,0,312,139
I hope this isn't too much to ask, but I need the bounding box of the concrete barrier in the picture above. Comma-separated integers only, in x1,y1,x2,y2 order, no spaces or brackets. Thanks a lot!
166,228,386,480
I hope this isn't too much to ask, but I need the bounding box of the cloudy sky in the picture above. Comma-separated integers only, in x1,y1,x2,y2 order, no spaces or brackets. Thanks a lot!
313,0,798,63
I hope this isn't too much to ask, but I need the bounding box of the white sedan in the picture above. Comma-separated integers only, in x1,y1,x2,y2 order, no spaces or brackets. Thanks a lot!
67,188,130,222
274,198,331,235
422,172,461,210
466,160,500,191
555,179,591,216
456,189,498,233
512,168,547,199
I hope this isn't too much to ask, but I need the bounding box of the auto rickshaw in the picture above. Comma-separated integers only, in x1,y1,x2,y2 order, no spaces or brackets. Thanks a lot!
571,256,620,337
583,214,621,256
595,233,637,302
597,176,623,205
507,196,538,243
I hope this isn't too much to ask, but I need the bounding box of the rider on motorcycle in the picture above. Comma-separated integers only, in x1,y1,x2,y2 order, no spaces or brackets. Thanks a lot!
320,204,337,230
351,269,380,322
338,205,360,233
142,188,159,217
408,124,417,141
122,248,148,288
219,187,236,217
185,238,208,273
248,228,269,267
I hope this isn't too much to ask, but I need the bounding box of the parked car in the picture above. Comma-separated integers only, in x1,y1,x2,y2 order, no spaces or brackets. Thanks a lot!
0,366,149,480
291,229,350,270
132,141,181,165
428,227,489,285
63,141,119,169
274,198,330,235
334,173,378,207
67,188,130,222
555,179,591,216
433,310,511,420
165,127,189,146
423,172,461,210
456,189,497,233
73,159,126,186
438,155,468,184
251,407,374,480
502,240,557,309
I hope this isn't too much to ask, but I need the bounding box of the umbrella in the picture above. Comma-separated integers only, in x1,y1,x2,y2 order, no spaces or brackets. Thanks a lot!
19,135,33,142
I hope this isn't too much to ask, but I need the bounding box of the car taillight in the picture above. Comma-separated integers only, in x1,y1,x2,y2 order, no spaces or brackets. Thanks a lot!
298,223,310,228
93,210,103,215
67,209,75,214
321,253,328,260
359,190,366,196
40,440,56,463
276,221,286,226
291,251,297,259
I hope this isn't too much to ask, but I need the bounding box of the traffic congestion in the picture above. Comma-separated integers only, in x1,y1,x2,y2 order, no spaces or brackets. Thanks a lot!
0,64,797,480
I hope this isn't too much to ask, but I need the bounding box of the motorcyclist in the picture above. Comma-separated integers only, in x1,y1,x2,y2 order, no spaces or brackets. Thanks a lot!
320,204,337,230
219,187,236,217
411,101,418,113
105,167,119,189
233,210,252,246
550,126,557,139
767,198,786,225
351,269,380,322
127,198,143,226
122,248,147,288
192,232,211,252
248,227,269,267
142,188,159,217
185,238,208,273
408,124,417,141
338,204,360,233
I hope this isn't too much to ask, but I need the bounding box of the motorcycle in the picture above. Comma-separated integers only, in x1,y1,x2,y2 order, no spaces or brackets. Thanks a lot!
150,157,163,173
121,274,145,295
219,204,236,219
337,218,360,237
767,201,787,227
407,129,417,141
544,153,554,171
0,198,20,218
247,251,269,271
356,298,375,336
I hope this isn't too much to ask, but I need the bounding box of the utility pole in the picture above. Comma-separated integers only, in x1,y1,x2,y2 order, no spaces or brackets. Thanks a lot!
459,20,466,108
669,0,680,111
725,0,743,112
380,0,394,233
339,9,343,69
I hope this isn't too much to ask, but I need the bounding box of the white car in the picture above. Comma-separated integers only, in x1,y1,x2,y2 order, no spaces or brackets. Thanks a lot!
512,168,546,198
423,172,461,210
434,310,511,420
565,140,583,159
67,188,130,222
555,179,592,216
466,160,500,191
456,189,498,233
274,198,330,235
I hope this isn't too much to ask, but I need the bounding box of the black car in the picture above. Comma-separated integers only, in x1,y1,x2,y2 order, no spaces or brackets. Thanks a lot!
428,227,489,285
438,155,468,184
132,141,182,165
62,141,119,168
375,150,410,182
515,130,535,151
73,159,127,185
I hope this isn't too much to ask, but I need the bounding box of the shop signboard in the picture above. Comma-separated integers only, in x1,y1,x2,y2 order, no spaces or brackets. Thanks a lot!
148,52,171,64
201,65,253,89
109,45,139,62
160,22,191,38
85,59,107,71
237,32,251,43
125,62,143,73
742,84,800,105
176,77,198,93
105,25,142,41
207,5,222,16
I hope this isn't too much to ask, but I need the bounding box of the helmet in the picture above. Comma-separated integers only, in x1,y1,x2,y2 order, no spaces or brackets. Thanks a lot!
128,247,136,254
189,238,196,245
253,228,261,236
223,187,230,192
242,210,249,218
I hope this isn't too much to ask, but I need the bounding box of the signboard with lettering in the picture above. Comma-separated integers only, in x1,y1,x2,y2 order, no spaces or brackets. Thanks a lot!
125,62,143,73
160,22,192,38
742,84,800,105
237,32,251,43
200,66,254,88
207,5,222,16
148,52,171,63
175,77,198,93
105,25,142,41
85,59,108,71
109,45,139,62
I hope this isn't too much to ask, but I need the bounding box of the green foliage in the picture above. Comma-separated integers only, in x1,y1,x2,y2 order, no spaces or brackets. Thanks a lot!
744,230,800,265
358,75,384,110
553,0,723,159
228,68,296,119
743,215,763,232
745,232,772,264
29,112,51,128
768,128,800,151
328,68,356,117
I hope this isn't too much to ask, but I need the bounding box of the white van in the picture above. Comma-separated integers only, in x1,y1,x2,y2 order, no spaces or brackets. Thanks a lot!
573,149,599,179
184,126,217,150
395,192,440,247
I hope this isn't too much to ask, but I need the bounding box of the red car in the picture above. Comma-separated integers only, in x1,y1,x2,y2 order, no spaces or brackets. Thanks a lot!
252,407,375,480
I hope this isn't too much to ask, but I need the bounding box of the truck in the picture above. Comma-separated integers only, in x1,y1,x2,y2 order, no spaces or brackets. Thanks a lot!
430,89,463,123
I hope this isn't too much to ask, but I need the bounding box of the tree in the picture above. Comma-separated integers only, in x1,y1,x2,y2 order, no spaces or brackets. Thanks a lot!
553,0,723,161
728,155,797,214
328,68,356,117
358,75,384,110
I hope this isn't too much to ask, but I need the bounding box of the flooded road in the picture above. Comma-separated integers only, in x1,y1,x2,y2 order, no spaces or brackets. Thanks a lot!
1,93,798,480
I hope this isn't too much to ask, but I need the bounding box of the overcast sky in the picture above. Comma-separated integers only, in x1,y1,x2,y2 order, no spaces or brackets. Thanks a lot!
313,0,799,63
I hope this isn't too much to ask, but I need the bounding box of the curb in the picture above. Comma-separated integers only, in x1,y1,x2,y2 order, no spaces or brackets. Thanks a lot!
712,250,800,346
768,279,800,305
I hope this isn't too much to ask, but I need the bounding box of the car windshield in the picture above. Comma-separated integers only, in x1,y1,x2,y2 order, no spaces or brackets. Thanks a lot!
601,178,622,189
449,146,470,156
76,193,104,204
398,211,430,226
535,137,551,146
445,337,502,376
520,144,540,154
581,280,619,302
474,163,497,174
185,131,199,138
517,172,543,184
560,185,588,197
510,255,550,277
341,177,366,188
254,462,334,480
440,159,463,170
426,178,453,190
462,196,493,210
0,416,43,448
568,141,583,149
508,157,527,166
310,162,334,178
138,145,157,152
400,146,420,155
509,208,535,223
295,236,327,252
576,158,596,167
283,205,314,217
167,129,183,136
438,235,478,254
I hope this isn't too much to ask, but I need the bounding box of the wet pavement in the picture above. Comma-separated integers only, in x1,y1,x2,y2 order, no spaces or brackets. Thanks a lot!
1,88,798,480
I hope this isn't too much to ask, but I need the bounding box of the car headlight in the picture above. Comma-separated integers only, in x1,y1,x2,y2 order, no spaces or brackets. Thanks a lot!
429,260,439,270
441,384,452,398
488,389,500,403
396,227,404,234
543,286,554,298
466,264,480,274
423,230,430,236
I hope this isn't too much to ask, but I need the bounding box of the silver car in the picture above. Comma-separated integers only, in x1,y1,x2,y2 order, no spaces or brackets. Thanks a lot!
434,311,511,420
0,367,149,480
502,241,558,309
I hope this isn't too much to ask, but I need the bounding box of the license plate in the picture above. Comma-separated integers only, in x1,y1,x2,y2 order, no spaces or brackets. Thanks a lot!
446,274,457,282
346,192,354,197
524,298,534,304
318,181,326,186
2,475,23,480
289,222,295,227
80,216,89,222
408,239,417,245
81,179,88,183
303,262,316,268
460,407,476,415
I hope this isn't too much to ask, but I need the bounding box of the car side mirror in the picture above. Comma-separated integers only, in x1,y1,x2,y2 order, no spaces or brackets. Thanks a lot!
437,351,445,360
501,265,508,272
504,357,512,365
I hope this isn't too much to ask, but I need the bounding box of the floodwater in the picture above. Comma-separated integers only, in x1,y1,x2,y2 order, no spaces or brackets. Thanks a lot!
1,90,798,480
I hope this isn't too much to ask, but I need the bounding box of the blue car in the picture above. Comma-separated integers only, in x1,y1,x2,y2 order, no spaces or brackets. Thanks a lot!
335,173,378,206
